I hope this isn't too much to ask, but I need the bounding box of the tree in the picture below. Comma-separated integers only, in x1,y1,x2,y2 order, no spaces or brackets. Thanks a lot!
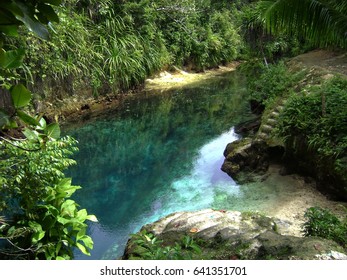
259,0,347,48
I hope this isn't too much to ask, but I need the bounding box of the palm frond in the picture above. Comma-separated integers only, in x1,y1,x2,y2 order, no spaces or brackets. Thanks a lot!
259,0,347,47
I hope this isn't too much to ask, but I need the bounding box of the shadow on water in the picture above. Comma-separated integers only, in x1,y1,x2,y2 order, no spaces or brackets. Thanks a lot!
64,71,252,259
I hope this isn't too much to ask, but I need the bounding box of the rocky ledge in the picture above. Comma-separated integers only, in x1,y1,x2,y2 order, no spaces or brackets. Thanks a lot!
123,209,347,260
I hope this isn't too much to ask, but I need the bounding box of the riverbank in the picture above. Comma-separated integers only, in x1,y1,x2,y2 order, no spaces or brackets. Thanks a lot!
49,64,240,126
221,49,347,233
246,164,346,237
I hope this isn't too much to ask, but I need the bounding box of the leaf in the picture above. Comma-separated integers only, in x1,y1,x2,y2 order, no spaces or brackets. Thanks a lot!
61,199,76,217
10,84,32,108
32,230,45,244
15,2,50,40
76,209,88,221
0,48,25,69
37,3,59,23
76,242,90,256
38,117,47,129
76,228,86,241
1,1,24,18
79,235,94,250
57,216,70,225
45,123,61,139
189,228,199,233
86,214,98,222
55,242,62,255
0,25,19,37
190,244,202,254
23,127,39,140
17,110,39,126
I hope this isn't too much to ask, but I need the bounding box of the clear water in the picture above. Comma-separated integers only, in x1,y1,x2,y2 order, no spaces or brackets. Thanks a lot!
65,71,252,259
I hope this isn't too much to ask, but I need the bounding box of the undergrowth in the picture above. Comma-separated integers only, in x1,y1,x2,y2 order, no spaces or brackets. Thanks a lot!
303,207,347,247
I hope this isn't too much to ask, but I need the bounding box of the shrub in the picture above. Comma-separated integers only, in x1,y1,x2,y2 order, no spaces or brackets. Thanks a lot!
128,230,202,260
0,136,97,259
303,207,347,247
248,61,305,105
277,76,347,182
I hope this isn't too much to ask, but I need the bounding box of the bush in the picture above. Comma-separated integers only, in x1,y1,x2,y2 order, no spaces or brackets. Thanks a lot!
303,207,347,247
277,76,347,182
247,61,305,105
127,231,202,260
0,136,97,259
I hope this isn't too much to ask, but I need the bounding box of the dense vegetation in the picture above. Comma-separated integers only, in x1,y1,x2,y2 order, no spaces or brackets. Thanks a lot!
1,0,347,259
4,0,245,101
0,0,96,259
278,76,347,192
304,207,347,248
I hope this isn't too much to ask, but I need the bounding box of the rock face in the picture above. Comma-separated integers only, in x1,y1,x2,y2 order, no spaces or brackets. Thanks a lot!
221,138,271,182
123,209,347,260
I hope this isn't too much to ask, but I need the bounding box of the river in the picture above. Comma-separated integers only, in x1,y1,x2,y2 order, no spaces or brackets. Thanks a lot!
64,70,342,260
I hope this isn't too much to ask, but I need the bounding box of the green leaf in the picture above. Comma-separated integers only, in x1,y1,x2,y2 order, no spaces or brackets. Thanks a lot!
76,242,90,256
79,235,94,250
10,84,32,108
38,117,47,129
87,215,98,222
15,2,50,40
1,1,24,18
56,178,72,190
22,127,39,140
0,25,19,37
56,178,80,197
17,110,39,126
0,48,25,69
57,216,70,225
32,230,45,244
45,123,60,139
37,3,59,23
76,228,86,241
61,199,76,217
76,209,88,221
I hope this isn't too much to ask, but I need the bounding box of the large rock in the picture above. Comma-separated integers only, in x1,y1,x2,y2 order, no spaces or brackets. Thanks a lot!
221,138,270,182
123,209,347,260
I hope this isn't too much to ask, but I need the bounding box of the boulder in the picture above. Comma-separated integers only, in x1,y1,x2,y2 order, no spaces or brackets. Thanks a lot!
122,209,347,260
221,138,269,182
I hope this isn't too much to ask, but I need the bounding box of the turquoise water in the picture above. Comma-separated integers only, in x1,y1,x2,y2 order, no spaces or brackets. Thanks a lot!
65,71,251,259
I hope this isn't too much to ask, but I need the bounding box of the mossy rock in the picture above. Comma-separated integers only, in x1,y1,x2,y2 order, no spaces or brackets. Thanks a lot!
122,209,347,260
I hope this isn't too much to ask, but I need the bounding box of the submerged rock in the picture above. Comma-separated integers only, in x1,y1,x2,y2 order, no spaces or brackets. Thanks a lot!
122,209,346,260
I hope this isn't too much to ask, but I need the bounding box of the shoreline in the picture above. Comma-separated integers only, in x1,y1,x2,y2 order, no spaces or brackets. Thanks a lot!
54,64,239,127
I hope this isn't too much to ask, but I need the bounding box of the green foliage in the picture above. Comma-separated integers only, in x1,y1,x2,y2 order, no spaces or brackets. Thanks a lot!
0,136,97,259
303,207,347,247
0,0,96,260
2,0,245,100
239,1,311,63
259,0,347,48
248,61,305,105
0,0,61,41
129,230,202,260
277,76,347,180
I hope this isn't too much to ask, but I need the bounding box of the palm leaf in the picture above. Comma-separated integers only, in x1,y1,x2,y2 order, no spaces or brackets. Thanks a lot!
259,0,347,47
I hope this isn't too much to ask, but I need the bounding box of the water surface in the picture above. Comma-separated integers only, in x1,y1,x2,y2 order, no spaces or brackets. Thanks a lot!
65,71,251,259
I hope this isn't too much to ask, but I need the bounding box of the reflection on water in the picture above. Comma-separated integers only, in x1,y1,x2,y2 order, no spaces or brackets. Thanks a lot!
65,71,250,259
